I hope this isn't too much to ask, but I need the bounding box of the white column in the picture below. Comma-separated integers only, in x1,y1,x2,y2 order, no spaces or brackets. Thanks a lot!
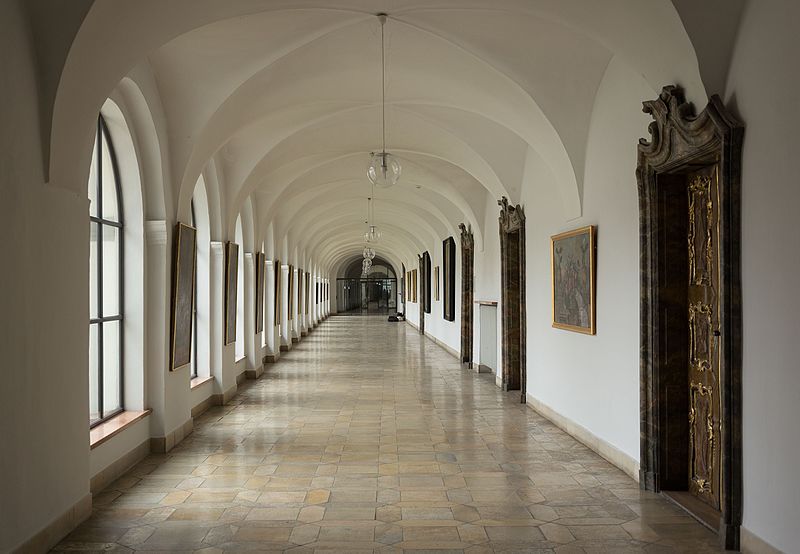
209,242,227,393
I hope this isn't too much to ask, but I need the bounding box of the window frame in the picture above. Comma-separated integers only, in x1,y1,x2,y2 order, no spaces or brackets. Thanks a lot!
189,200,199,379
89,115,125,427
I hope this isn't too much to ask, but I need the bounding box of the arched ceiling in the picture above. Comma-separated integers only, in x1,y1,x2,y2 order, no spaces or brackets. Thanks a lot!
49,0,712,273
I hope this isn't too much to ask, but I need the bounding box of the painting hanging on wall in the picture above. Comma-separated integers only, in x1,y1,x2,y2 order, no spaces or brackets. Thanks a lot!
434,266,440,301
412,269,418,303
443,236,456,321
288,265,294,320
224,241,239,344
551,225,596,334
255,252,265,333
274,260,281,325
170,222,196,371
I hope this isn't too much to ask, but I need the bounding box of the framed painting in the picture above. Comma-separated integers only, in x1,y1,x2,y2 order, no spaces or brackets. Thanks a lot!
170,223,196,370
288,265,294,320
274,259,281,325
412,269,418,303
255,252,265,333
224,241,238,344
434,266,440,301
443,237,456,321
551,225,596,334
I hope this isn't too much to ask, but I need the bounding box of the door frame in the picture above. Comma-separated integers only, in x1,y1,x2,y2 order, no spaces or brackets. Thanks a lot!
459,223,475,365
636,86,743,550
498,197,526,402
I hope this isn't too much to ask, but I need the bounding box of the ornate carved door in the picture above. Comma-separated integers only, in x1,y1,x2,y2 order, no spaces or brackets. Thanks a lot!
687,166,721,509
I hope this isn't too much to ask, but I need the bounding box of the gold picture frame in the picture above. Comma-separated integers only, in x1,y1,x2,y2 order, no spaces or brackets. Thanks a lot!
551,225,596,335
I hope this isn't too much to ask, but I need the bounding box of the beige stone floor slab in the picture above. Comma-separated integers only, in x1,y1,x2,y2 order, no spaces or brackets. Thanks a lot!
52,316,724,553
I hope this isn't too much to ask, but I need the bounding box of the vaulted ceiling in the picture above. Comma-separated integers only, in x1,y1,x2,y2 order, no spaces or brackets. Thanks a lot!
39,0,737,273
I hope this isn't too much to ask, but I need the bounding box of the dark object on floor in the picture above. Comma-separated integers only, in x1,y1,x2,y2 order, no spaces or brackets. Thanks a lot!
389,312,405,322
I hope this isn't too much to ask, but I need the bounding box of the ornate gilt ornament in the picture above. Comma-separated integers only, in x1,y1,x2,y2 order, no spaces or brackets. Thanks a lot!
689,302,714,372
689,381,715,495
459,223,474,251
498,196,525,233
688,174,714,286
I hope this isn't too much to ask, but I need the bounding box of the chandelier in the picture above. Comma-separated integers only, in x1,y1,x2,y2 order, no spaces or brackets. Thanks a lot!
363,245,375,260
363,196,381,243
367,14,401,188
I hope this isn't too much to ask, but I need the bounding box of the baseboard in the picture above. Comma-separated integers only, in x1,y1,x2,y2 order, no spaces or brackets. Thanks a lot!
264,353,279,363
236,371,246,385
742,527,784,554
291,336,300,343
90,439,150,494
280,344,290,352
245,364,263,380
191,392,215,418
526,395,640,482
12,492,92,553
475,364,493,374
405,320,461,361
211,383,238,407
150,418,193,454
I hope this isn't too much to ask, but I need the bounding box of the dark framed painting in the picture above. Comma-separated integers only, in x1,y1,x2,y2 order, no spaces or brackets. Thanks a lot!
274,259,281,325
422,252,432,314
224,241,238,344
305,272,311,314
170,223,196,371
288,265,294,320
412,269,418,303
443,236,456,321
255,252,265,333
434,266,440,301
551,225,596,334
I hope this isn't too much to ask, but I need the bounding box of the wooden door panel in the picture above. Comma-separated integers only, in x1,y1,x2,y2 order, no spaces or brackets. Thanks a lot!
686,166,721,510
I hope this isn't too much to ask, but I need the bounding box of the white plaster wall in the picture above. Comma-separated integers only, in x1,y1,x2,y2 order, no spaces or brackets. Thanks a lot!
89,417,149,478
524,57,655,462
0,4,90,549
473,192,503,379
724,2,800,550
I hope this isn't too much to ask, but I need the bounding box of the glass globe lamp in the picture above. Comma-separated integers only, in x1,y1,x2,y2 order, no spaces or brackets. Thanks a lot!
367,152,401,188
364,225,381,243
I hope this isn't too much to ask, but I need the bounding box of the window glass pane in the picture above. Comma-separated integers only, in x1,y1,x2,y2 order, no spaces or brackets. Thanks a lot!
88,137,99,218
89,222,99,319
89,323,99,423
101,132,119,222
102,225,120,316
102,320,122,417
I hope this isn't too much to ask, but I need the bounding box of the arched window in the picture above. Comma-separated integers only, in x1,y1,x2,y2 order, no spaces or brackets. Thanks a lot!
235,215,245,360
88,116,124,425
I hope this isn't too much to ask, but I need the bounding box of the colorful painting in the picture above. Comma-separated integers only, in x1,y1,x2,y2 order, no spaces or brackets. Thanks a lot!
551,226,596,334
170,223,197,370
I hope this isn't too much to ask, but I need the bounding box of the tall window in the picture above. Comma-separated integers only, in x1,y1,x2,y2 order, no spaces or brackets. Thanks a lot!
189,201,198,379
88,116,124,425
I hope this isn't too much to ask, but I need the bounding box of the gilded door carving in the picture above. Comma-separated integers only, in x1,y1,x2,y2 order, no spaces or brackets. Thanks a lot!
687,166,721,509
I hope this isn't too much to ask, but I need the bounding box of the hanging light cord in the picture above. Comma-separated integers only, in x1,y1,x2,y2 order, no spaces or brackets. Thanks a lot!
380,14,387,157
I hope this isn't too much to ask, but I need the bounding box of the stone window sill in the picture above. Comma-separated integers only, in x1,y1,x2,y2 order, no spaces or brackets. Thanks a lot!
90,409,152,450
190,375,214,390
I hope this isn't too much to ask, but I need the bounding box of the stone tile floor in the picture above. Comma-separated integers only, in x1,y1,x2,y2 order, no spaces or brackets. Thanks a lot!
54,316,726,553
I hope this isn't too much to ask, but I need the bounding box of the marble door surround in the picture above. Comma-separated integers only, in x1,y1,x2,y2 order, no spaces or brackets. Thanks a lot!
498,197,526,402
459,223,475,365
636,85,744,551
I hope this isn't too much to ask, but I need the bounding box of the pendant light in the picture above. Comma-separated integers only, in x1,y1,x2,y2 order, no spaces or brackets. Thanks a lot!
367,13,401,188
363,196,381,243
